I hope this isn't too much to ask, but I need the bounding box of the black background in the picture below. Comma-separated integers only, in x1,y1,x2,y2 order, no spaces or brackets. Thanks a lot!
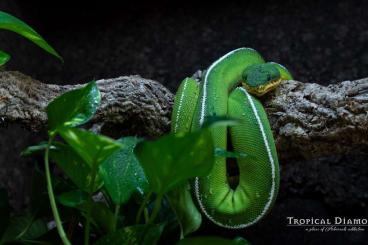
0,0,367,244
2,0,368,90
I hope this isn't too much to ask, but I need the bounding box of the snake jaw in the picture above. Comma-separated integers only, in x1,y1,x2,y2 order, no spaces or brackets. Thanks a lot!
242,78,282,97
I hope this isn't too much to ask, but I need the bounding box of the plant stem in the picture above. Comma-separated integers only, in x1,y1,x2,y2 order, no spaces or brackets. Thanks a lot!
101,187,113,209
135,191,152,224
143,208,149,224
112,204,120,231
45,137,71,245
166,194,185,239
84,160,98,245
148,193,163,224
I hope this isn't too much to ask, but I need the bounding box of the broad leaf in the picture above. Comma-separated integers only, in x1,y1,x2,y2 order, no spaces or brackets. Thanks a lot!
21,141,49,156
100,137,148,205
95,223,165,245
22,142,103,192
46,81,100,131
134,130,214,194
57,190,88,208
0,50,10,66
50,143,103,192
167,183,202,237
79,202,115,233
0,11,62,60
0,214,48,244
58,128,124,168
20,219,48,241
176,236,251,245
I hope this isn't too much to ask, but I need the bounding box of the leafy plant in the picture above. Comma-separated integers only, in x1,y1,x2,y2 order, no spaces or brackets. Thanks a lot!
0,188,51,245
19,82,250,244
0,213,48,244
0,9,253,245
0,10,62,67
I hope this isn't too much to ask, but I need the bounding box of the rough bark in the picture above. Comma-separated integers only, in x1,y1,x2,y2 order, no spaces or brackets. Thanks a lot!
263,78,368,160
0,71,367,161
0,71,173,137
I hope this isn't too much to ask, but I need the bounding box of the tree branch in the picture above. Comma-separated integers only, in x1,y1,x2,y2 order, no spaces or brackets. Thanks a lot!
263,78,368,160
0,71,173,137
1,71,367,161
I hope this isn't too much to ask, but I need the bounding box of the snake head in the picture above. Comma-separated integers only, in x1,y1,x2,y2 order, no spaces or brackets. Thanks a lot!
241,62,285,97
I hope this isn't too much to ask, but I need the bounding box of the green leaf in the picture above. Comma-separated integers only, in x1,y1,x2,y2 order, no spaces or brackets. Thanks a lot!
20,219,48,241
0,10,62,60
58,128,124,167
100,137,148,205
0,214,48,244
21,141,49,156
167,183,202,237
57,190,88,208
134,130,214,194
46,81,100,131
214,148,247,158
233,237,251,245
49,143,103,192
79,202,115,233
0,189,9,237
0,50,10,66
176,236,251,245
95,223,165,245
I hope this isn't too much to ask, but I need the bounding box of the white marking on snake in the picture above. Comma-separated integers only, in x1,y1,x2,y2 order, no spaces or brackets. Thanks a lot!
195,87,276,229
199,48,246,126
174,78,189,133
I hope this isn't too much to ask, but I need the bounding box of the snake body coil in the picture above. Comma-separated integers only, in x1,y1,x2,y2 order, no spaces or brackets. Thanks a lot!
171,48,292,229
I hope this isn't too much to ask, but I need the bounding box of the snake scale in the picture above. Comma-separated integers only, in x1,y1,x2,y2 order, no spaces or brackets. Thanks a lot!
171,48,292,229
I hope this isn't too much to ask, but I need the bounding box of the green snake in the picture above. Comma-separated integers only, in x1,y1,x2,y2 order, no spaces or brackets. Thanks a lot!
171,48,293,229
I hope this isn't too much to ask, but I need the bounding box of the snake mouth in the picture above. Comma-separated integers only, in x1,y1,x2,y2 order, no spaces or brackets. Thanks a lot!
242,78,282,97
226,128,239,190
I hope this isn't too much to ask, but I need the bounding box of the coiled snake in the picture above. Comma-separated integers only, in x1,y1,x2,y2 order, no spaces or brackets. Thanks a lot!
171,48,292,228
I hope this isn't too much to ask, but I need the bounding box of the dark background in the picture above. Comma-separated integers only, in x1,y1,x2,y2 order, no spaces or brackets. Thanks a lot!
0,0,367,244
